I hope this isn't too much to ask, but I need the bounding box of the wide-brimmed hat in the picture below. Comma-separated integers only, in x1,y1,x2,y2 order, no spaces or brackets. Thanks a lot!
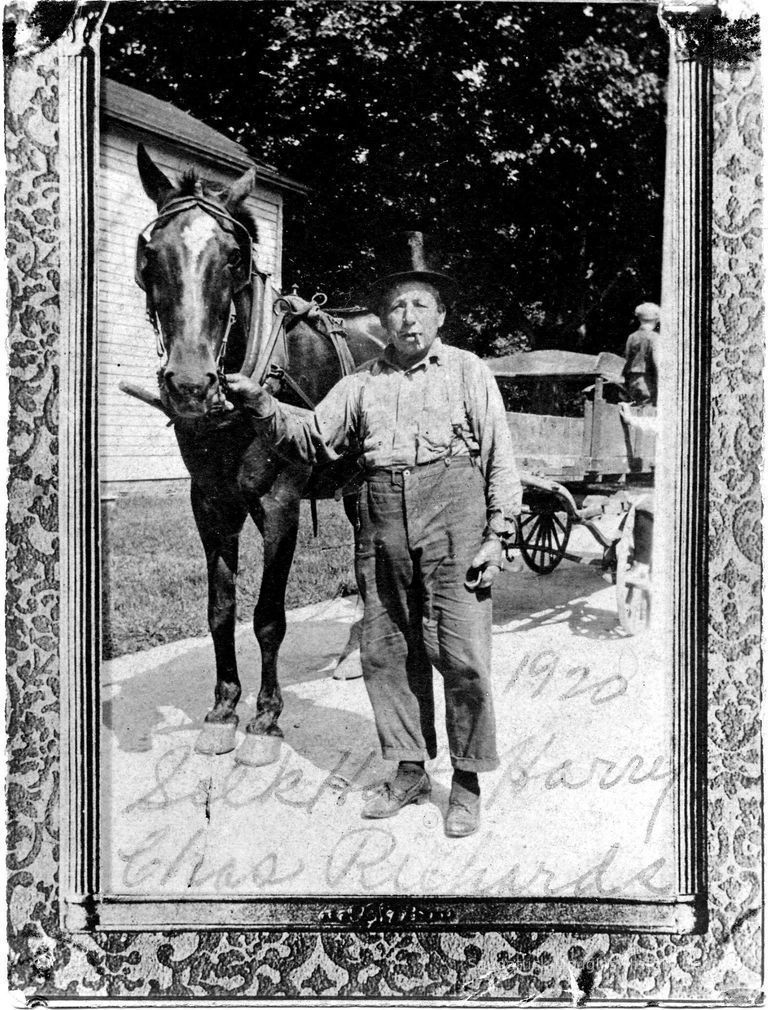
369,231,457,307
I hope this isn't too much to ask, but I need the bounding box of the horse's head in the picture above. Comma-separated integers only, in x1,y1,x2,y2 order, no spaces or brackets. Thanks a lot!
136,143,258,417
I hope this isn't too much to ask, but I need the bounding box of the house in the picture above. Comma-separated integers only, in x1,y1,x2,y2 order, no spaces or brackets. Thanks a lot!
98,78,305,495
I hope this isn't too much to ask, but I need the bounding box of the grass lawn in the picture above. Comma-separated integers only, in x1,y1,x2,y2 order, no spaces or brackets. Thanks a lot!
102,494,356,659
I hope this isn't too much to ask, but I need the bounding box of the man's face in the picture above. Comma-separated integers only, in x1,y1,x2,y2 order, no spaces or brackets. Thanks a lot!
380,281,445,365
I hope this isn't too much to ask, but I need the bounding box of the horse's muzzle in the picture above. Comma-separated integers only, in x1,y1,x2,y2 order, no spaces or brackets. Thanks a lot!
160,368,221,418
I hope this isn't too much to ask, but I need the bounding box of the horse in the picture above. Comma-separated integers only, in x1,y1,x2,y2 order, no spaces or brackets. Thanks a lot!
130,143,384,766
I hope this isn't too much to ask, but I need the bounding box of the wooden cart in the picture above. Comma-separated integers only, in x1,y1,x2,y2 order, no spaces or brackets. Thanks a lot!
487,349,656,634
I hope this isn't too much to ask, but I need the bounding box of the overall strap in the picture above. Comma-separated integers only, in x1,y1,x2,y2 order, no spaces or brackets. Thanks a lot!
447,354,482,468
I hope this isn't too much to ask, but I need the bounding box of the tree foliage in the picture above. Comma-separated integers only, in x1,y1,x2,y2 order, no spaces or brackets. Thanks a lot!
103,1,668,356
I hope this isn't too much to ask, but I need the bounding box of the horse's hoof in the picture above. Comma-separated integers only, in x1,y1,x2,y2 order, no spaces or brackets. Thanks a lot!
235,733,281,767
195,721,237,755
332,646,363,681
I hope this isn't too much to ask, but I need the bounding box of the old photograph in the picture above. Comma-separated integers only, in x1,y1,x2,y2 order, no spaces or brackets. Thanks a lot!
98,0,673,908
4,0,763,1004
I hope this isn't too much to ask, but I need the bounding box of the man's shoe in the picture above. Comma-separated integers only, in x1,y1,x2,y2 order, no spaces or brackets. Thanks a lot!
362,773,431,818
445,790,480,837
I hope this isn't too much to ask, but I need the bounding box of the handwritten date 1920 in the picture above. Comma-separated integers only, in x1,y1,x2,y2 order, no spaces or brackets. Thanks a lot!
501,649,630,705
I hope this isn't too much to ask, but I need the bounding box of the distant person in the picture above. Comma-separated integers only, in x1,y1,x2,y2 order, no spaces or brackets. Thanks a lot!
622,302,660,406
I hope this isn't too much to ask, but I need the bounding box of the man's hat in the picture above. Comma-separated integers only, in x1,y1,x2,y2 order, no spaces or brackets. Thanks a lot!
369,231,457,306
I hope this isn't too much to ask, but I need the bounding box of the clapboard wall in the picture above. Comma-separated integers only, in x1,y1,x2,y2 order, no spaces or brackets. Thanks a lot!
98,79,300,493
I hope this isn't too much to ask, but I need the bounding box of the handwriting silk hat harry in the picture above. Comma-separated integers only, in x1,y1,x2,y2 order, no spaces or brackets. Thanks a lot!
369,231,457,308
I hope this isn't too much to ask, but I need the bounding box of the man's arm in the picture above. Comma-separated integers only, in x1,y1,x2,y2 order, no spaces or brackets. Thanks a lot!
461,355,524,589
225,372,359,465
462,356,524,535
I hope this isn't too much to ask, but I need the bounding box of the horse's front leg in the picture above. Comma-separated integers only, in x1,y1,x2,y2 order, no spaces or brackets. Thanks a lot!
191,485,247,755
235,477,301,767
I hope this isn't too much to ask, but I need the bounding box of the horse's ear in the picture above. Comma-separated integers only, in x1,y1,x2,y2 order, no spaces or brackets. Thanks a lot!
225,167,257,209
137,143,175,208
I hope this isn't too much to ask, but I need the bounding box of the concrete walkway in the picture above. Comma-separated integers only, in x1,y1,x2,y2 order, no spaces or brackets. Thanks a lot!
101,524,674,900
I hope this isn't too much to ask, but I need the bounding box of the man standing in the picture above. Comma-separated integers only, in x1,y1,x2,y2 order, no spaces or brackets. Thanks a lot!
226,232,522,837
622,302,660,406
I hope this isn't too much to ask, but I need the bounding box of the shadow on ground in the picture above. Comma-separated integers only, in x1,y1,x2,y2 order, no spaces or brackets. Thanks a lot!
103,560,625,756
493,561,625,641
102,615,359,754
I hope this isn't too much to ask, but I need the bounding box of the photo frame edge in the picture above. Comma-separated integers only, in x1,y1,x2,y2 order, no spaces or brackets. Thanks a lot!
4,0,763,993
57,0,713,936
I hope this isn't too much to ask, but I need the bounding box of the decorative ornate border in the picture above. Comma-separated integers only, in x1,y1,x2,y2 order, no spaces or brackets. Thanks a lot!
5,0,762,1001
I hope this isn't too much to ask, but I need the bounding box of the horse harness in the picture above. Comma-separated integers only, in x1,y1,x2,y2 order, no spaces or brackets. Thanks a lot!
135,194,355,414
260,292,357,409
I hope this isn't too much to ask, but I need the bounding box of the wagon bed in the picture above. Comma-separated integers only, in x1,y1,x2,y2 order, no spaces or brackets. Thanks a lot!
488,349,655,484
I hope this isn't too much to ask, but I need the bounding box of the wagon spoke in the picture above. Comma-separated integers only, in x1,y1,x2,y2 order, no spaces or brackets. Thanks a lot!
536,521,549,565
534,541,546,566
553,521,565,553
552,513,568,536
522,515,539,539
533,521,543,562
523,516,542,547
543,520,553,561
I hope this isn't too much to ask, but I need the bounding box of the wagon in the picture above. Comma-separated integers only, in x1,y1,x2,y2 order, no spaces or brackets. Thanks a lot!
487,349,656,634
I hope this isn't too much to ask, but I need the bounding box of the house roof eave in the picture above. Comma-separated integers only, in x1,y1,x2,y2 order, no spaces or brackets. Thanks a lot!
102,78,309,196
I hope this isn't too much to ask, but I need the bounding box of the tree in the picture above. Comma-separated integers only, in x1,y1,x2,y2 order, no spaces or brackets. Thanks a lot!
103,1,667,357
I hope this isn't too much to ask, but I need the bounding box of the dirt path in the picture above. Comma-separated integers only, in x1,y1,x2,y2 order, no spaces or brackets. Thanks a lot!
102,535,673,901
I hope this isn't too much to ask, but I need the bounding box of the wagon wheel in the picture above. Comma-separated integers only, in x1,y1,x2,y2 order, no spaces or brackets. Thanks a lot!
518,500,573,575
614,508,653,635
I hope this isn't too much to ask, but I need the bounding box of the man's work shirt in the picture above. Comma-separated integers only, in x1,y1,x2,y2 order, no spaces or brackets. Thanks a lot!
252,338,523,531
623,328,658,376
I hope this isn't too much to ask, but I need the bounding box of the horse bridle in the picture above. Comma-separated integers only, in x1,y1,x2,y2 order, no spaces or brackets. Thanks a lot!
133,195,355,423
135,194,257,375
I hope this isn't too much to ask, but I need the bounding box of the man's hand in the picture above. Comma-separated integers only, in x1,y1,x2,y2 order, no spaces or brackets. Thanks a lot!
465,537,504,591
224,372,272,415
